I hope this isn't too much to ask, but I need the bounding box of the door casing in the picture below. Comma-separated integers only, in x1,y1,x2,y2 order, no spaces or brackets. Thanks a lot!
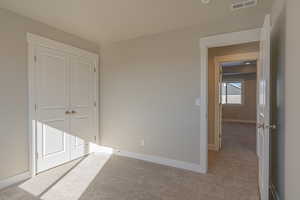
199,28,261,173
199,15,272,200
27,33,99,176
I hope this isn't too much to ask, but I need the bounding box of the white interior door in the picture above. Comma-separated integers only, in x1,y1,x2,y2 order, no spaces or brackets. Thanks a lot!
257,15,271,200
29,34,99,174
69,56,95,160
36,46,70,173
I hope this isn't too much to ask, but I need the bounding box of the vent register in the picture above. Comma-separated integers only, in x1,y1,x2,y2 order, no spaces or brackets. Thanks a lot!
231,0,258,10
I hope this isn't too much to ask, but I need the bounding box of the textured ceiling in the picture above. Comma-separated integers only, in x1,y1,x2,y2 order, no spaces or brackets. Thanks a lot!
0,0,273,44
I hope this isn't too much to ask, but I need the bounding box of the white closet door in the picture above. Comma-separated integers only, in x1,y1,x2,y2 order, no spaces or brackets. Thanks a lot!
36,46,70,173
69,56,95,160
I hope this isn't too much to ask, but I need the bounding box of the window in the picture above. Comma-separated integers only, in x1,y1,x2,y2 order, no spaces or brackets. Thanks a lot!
221,81,243,104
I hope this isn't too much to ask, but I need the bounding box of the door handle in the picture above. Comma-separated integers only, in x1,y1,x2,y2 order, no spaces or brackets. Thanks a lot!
257,123,276,130
71,110,77,114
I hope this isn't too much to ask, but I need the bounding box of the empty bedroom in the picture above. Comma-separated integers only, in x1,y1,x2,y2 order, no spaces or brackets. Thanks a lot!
1,0,299,200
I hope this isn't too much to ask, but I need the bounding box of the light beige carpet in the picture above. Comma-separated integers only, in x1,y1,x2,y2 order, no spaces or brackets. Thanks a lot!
0,122,258,200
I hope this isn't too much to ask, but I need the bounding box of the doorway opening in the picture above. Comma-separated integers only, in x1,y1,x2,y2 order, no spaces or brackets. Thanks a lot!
199,16,271,200
219,58,258,153
209,48,259,153
207,43,259,186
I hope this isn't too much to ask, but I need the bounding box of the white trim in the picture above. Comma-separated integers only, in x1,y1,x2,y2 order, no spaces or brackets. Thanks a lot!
89,144,114,154
199,28,261,173
89,145,204,172
223,119,256,124
27,39,36,176
0,172,31,190
27,33,99,176
208,144,219,151
114,149,204,173
270,184,280,200
94,57,100,144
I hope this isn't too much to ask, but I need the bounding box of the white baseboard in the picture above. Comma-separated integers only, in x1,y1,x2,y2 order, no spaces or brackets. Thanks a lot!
208,144,219,151
114,149,205,173
89,143,114,154
0,171,31,190
270,184,280,200
223,119,256,124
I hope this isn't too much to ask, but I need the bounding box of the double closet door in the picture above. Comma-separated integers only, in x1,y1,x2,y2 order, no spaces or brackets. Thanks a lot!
35,46,97,173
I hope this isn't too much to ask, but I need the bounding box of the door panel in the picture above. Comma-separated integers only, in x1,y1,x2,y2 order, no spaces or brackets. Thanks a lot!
257,15,271,200
43,120,65,156
70,135,87,160
36,46,70,173
70,56,95,160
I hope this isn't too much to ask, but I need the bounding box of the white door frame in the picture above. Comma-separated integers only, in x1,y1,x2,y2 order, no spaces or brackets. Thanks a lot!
199,28,261,173
27,33,99,176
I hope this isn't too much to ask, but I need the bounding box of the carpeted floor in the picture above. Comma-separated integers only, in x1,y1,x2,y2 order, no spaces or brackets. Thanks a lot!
0,122,258,200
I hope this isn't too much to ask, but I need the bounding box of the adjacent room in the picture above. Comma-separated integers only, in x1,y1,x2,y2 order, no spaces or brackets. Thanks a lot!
206,42,259,199
0,0,299,200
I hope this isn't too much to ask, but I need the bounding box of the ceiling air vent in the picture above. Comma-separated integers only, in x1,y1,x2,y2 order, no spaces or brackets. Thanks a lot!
231,0,258,11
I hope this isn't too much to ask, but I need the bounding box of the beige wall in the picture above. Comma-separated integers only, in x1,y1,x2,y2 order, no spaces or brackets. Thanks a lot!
283,1,300,198
271,0,300,199
0,8,99,180
100,9,270,165
207,43,259,145
222,74,257,122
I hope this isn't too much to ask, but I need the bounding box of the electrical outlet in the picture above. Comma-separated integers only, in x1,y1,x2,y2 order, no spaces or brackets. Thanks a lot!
140,140,145,146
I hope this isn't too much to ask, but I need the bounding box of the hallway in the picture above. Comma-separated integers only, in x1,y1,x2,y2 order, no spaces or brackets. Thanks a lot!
208,122,259,199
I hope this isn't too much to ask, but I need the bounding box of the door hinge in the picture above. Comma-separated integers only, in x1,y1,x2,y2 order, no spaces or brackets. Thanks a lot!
34,104,38,112
94,136,97,141
94,67,96,72
34,56,37,63
94,101,97,107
